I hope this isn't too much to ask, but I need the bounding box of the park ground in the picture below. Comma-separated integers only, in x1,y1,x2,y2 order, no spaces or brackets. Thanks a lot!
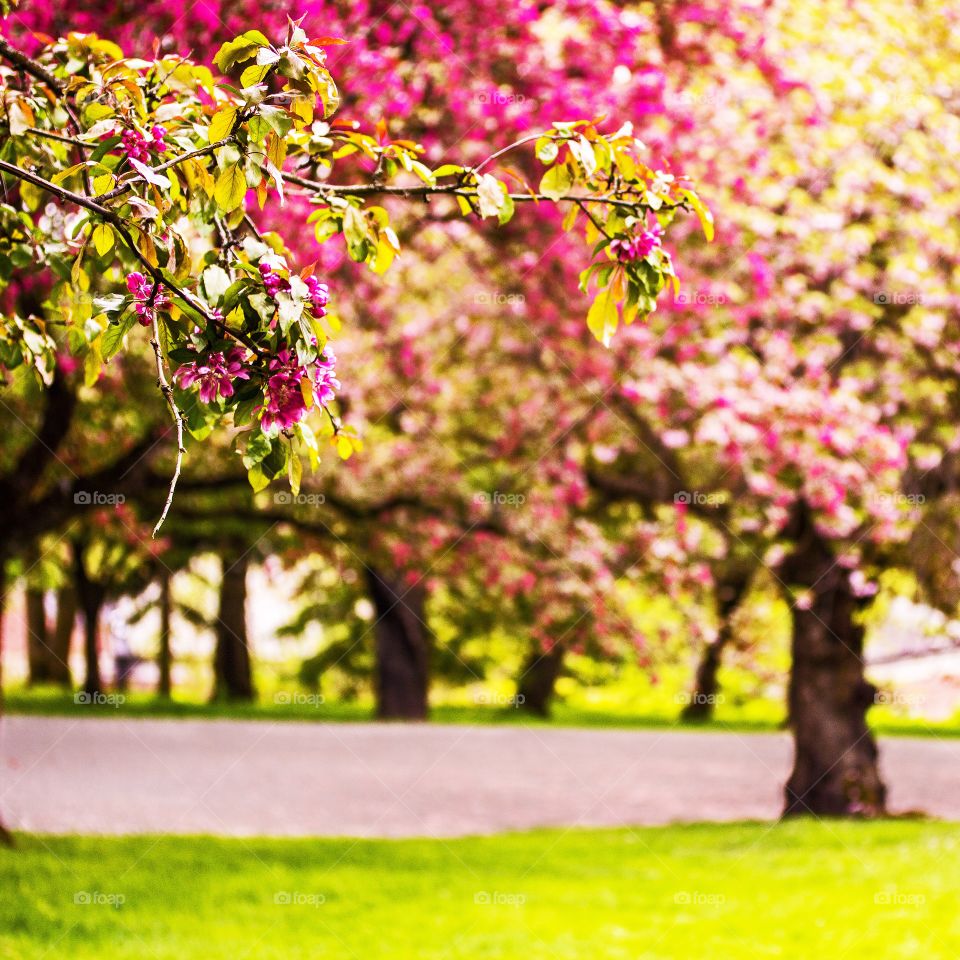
2,821,959,959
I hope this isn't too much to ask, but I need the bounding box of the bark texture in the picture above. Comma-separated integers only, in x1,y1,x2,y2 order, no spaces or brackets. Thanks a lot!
211,555,255,702
781,504,886,817
681,570,750,722
366,566,430,720
157,572,172,698
517,645,564,717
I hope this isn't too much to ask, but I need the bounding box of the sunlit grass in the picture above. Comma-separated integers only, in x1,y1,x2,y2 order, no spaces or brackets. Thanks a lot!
3,821,958,958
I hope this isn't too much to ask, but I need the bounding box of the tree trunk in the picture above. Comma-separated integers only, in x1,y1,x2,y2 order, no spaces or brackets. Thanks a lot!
517,645,564,717
366,566,430,720
211,556,254,702
157,571,172,698
681,570,750,722
46,586,76,687
25,585,53,684
780,504,886,817
0,566,11,846
73,543,105,698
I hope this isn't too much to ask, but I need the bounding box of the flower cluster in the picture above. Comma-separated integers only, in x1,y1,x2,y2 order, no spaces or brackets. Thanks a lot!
174,347,250,403
120,125,168,162
259,262,289,298
304,275,330,317
126,272,170,326
261,347,340,434
609,223,662,262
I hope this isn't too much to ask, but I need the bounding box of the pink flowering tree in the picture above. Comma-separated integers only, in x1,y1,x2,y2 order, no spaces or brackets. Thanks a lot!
0,14,706,542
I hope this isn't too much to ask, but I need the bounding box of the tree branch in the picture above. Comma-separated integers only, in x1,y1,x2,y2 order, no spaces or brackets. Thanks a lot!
0,36,62,92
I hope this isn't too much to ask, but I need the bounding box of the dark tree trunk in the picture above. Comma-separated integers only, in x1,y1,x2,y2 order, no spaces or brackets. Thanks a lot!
25,585,53,684
517,645,564,717
46,586,76,687
0,567,11,846
780,504,886,817
211,556,254,702
366,566,430,720
681,570,750,722
157,572,172,698
73,544,105,698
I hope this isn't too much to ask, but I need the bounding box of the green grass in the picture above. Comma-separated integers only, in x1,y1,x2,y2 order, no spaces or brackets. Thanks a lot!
6,686,960,738
3,821,959,958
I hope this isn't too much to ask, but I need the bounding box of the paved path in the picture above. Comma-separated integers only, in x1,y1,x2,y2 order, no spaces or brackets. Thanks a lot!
2,716,958,836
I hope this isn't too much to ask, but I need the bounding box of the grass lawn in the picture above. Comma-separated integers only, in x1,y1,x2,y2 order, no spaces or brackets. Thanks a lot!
2,821,958,958
5,686,960,738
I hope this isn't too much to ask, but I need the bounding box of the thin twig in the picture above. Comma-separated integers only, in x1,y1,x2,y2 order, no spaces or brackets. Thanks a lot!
149,314,184,536
282,170,644,209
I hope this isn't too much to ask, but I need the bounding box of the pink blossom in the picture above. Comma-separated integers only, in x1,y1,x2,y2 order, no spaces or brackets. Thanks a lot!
174,347,250,403
126,272,170,326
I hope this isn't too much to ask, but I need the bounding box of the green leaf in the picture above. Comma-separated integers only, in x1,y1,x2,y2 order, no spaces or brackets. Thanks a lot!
91,223,115,258
288,451,302,496
213,31,270,73
586,285,618,346
208,105,238,144
540,163,572,201
214,164,247,213
102,313,136,361
247,463,270,493
680,188,714,243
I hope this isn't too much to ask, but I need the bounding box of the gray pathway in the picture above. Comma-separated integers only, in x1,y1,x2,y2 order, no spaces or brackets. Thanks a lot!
2,716,957,836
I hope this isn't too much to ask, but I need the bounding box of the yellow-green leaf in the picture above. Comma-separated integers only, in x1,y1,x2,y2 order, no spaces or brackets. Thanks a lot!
214,163,247,212
91,223,115,258
287,451,302,496
539,163,573,201
681,188,714,243
208,105,238,144
586,284,618,347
